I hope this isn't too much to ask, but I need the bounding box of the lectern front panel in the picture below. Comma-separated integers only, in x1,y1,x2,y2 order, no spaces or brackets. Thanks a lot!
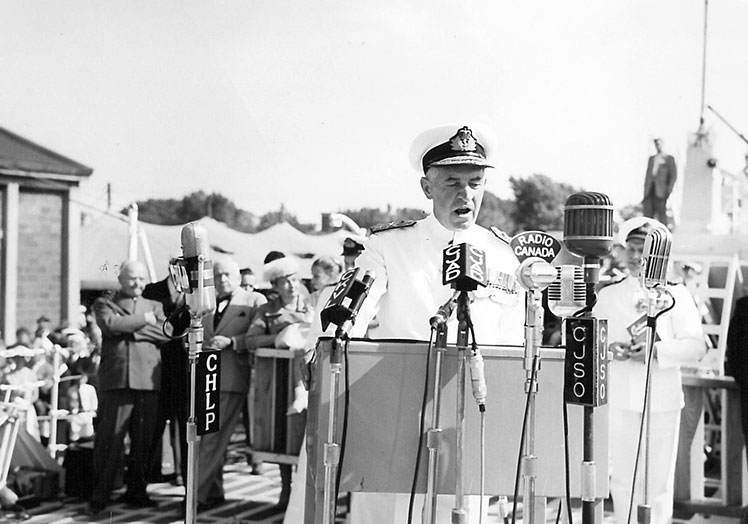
307,338,609,497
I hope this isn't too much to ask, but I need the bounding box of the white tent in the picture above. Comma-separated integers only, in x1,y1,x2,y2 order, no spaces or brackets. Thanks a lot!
80,213,353,290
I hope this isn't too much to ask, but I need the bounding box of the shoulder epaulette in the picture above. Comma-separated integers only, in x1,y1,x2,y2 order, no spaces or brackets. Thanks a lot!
490,226,511,245
370,219,418,234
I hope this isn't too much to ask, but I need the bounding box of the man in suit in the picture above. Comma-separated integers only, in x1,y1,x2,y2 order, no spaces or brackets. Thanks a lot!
643,137,677,225
196,257,267,511
142,267,189,486
726,294,748,472
86,260,171,515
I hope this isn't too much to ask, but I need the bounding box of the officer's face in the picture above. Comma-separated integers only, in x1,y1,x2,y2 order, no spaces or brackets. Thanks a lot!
421,165,486,231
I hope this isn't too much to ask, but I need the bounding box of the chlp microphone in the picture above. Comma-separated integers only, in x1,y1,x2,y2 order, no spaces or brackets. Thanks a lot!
175,222,216,318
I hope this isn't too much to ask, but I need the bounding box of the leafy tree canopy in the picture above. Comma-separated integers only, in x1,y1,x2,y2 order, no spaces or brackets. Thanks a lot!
509,174,583,232
130,174,583,236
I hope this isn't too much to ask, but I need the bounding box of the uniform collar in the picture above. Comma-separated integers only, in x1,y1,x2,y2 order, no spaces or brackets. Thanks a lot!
423,212,483,246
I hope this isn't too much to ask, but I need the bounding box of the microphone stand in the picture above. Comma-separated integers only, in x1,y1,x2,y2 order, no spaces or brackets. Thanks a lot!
636,287,674,524
424,322,448,524
521,287,545,524
452,290,471,524
322,327,346,524
185,256,206,524
581,262,601,524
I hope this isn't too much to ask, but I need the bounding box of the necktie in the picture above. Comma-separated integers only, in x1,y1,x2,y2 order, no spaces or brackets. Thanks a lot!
213,295,230,330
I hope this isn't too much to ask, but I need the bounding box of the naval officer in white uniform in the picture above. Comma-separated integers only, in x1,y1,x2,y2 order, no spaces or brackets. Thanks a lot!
324,123,526,524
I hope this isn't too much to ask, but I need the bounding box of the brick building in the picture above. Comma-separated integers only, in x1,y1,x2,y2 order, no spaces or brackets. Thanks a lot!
0,127,92,343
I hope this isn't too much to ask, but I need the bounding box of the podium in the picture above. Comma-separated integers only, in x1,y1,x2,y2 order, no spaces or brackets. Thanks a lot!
304,338,609,522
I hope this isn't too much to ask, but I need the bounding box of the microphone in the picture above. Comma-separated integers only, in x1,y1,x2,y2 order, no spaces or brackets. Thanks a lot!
178,223,216,317
429,292,458,329
561,192,613,408
562,192,614,285
515,257,557,291
510,231,561,291
320,268,376,337
547,265,586,318
469,349,487,410
320,268,358,331
442,243,487,291
641,226,672,289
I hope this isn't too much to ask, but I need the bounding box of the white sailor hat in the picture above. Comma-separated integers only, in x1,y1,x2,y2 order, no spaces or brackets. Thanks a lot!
409,123,497,174
617,217,666,245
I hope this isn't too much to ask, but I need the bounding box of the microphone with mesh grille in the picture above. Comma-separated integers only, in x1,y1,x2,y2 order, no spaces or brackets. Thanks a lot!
562,192,614,285
547,265,586,318
641,226,672,289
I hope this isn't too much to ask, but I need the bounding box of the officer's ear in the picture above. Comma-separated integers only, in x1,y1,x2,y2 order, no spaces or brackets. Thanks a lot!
420,175,433,200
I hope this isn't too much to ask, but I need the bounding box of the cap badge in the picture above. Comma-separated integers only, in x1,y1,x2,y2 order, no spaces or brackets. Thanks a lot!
449,127,478,153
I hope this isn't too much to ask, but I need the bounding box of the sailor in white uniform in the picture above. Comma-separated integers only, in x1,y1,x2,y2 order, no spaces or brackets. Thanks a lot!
594,220,704,524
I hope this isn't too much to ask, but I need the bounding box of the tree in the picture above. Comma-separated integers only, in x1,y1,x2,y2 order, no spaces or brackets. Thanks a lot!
510,174,582,232
477,191,516,234
133,191,260,232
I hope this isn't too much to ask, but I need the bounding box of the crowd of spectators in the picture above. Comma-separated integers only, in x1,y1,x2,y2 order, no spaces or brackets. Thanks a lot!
0,309,101,449
0,237,362,517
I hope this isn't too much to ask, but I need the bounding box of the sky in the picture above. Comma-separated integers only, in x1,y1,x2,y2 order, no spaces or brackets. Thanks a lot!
2,1,748,225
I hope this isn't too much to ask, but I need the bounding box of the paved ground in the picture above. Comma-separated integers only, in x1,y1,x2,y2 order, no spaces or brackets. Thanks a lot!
0,433,739,524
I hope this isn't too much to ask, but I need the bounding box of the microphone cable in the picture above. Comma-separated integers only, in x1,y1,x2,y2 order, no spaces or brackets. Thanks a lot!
407,328,435,524
468,323,487,524
561,398,574,524
625,286,675,524
511,353,539,524
334,336,352,515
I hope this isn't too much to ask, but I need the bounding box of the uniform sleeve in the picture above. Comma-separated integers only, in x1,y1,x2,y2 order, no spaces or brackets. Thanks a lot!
655,284,706,369
349,234,387,338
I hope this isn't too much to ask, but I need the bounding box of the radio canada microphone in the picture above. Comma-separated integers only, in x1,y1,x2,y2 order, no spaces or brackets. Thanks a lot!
641,226,672,289
442,242,487,291
547,265,586,318
516,257,557,291
179,222,216,315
